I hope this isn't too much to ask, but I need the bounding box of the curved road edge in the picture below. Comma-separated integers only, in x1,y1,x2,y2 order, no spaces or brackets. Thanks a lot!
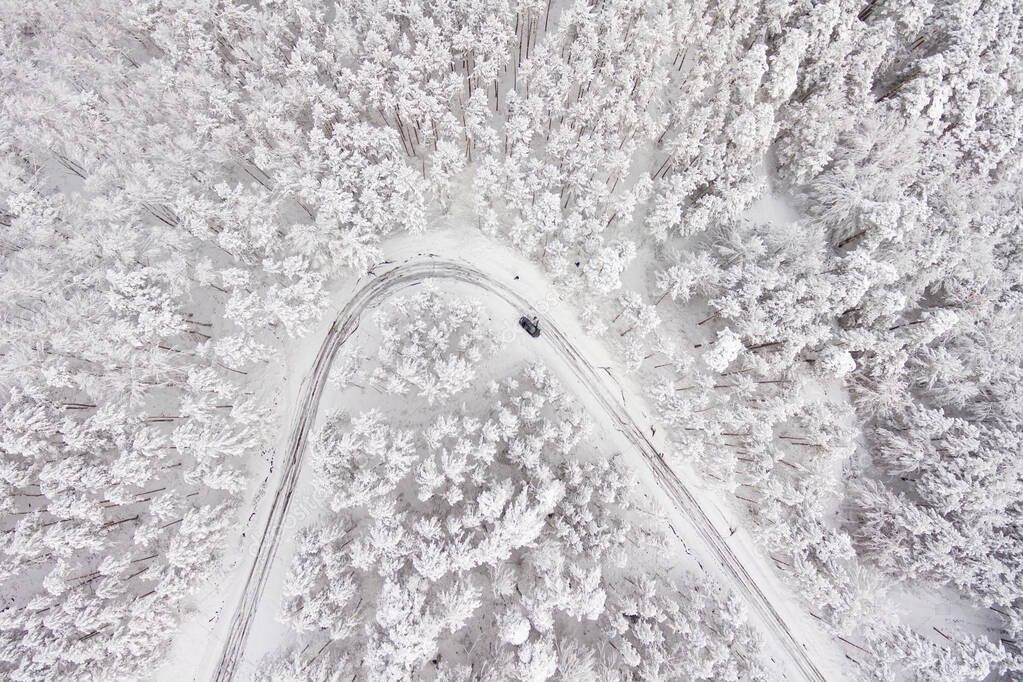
209,256,829,682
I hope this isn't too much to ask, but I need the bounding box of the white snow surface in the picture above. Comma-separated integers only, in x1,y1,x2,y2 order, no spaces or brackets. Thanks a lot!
156,226,849,682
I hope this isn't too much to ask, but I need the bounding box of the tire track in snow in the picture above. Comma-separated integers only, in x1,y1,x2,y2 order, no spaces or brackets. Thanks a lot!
210,256,826,682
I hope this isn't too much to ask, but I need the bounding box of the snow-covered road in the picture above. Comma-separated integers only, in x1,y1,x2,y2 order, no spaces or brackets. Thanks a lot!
210,254,830,682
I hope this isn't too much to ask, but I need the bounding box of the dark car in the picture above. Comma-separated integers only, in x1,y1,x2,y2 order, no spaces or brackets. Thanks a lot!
519,316,541,338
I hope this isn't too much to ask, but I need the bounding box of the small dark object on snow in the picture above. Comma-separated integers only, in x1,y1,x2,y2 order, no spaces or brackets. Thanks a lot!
514,275,519,280
519,316,541,338
575,261,580,267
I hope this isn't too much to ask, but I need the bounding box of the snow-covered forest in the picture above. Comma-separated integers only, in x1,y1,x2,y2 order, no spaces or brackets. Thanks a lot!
1,0,1021,679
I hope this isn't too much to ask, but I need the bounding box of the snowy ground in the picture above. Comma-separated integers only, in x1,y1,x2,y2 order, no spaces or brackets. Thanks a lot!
155,222,1000,682
154,226,858,681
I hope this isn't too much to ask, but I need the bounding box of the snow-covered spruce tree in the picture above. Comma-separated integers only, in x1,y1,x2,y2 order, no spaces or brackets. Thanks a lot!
849,307,1023,611
646,0,791,242
368,285,498,404
0,235,254,679
0,148,263,678
263,363,765,680
766,0,1023,641
617,1,1023,667
0,1,429,677
472,0,672,291
866,623,1015,682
